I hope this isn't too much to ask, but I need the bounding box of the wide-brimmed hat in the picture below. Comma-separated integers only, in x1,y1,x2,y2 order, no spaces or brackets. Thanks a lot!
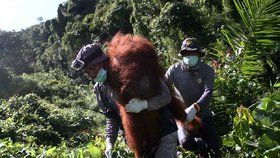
179,38,204,57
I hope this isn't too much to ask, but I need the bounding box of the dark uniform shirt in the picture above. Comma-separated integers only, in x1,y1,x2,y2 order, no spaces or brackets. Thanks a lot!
165,61,214,119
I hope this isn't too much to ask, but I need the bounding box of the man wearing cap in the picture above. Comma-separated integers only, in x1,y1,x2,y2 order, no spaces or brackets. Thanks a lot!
72,43,178,158
165,38,220,157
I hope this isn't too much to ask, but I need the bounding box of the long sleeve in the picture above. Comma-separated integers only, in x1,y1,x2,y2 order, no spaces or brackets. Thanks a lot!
94,83,122,146
105,117,121,146
196,67,214,109
164,65,175,86
147,79,171,111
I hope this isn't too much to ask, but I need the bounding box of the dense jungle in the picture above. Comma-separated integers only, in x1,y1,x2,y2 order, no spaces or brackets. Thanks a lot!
0,0,279,157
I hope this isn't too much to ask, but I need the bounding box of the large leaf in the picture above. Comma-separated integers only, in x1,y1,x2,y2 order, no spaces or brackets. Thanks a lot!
264,145,280,157
259,134,275,149
258,97,273,111
221,0,280,78
223,134,235,147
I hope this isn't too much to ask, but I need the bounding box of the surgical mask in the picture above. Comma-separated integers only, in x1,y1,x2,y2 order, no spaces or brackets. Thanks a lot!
94,68,107,83
183,56,199,67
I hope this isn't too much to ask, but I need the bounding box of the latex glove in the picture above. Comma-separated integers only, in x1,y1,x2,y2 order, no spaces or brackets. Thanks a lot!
125,98,148,113
185,104,197,123
105,143,113,158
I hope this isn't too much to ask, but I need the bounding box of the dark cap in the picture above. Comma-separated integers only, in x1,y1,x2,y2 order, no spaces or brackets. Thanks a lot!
179,38,203,56
71,43,108,70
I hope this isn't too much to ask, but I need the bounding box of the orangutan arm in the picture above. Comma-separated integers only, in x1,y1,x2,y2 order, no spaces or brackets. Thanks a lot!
147,79,171,111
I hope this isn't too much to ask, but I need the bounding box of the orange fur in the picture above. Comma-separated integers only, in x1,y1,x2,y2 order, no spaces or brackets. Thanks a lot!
105,33,199,157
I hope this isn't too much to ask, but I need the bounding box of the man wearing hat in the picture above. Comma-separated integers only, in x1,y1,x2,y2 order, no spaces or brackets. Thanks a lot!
165,38,220,157
72,43,178,158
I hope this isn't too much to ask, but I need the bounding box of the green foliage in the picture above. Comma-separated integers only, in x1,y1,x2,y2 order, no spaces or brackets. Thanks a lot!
210,42,265,135
149,2,204,67
0,31,34,74
62,20,91,53
157,2,202,36
0,137,103,158
50,19,65,38
0,70,104,146
67,0,97,15
89,0,133,42
35,41,71,72
0,132,134,158
0,66,13,98
222,89,280,157
1,0,279,157
0,92,101,145
220,0,280,80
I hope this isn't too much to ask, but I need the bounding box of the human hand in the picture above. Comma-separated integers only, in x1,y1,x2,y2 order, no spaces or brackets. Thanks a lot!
125,98,148,113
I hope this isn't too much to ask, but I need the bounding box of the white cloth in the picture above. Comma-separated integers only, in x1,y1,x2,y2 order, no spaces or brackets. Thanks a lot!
125,98,148,113
185,104,197,122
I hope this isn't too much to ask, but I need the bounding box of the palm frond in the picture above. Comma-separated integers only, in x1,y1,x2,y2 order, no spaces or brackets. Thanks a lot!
221,0,280,78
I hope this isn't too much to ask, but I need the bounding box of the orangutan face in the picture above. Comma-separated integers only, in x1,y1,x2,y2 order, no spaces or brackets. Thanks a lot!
84,63,103,79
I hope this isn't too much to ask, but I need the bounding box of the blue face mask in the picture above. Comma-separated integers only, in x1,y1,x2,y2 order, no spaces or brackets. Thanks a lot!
94,68,107,83
183,55,199,67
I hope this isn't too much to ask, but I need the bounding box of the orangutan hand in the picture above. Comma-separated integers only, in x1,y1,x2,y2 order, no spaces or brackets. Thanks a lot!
125,98,148,113
185,104,197,122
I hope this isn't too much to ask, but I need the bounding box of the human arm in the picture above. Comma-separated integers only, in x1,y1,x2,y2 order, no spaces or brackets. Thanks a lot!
125,79,171,113
164,65,175,86
147,79,171,110
196,67,215,109
93,83,120,158
105,118,121,158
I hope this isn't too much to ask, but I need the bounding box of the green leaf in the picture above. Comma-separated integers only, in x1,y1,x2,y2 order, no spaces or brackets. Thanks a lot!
87,143,102,158
79,148,84,158
259,134,275,149
271,93,280,102
0,143,4,148
46,147,57,156
223,134,235,147
260,117,272,127
264,145,280,157
245,140,258,148
258,97,273,111
273,83,280,88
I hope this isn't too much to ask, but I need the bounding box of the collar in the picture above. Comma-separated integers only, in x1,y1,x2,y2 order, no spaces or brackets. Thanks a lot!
182,60,201,73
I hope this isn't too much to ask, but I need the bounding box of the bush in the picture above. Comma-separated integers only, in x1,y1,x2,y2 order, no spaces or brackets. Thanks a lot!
222,87,280,157
0,70,105,146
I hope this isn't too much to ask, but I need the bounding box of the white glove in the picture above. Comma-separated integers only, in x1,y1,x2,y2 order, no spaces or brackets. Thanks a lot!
125,98,148,113
105,143,113,158
185,104,197,123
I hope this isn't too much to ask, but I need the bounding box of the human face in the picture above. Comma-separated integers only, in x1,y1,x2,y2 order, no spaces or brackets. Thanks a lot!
181,51,200,67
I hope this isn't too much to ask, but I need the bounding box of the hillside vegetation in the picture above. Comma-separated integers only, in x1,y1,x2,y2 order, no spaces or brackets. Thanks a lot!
0,0,279,157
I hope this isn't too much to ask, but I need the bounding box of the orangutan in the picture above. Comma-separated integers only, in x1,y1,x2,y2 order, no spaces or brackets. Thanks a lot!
102,33,200,157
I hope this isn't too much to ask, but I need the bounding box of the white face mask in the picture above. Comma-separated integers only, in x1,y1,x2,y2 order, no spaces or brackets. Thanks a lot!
183,55,199,67
94,68,107,83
